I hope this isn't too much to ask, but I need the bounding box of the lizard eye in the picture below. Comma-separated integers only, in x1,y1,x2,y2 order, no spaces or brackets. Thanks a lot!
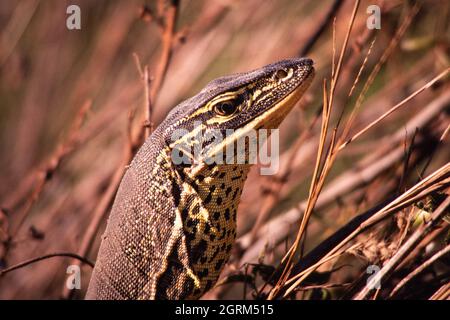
214,100,239,117
274,68,291,81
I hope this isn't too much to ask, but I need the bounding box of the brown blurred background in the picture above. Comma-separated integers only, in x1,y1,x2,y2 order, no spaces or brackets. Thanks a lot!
0,0,449,299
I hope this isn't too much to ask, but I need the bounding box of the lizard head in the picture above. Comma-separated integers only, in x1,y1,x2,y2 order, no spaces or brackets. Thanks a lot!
159,58,315,173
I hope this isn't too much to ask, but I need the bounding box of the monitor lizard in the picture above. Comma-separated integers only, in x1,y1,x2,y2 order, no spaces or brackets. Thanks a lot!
86,58,315,299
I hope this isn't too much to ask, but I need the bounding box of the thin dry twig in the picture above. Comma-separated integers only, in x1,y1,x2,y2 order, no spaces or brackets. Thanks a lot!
239,90,450,265
354,194,450,300
299,0,344,56
247,107,321,246
347,37,376,97
338,67,450,151
0,252,94,276
429,282,450,300
389,243,450,298
150,0,179,105
339,3,420,141
268,1,361,299
8,100,92,239
60,0,181,300
133,53,154,138
281,163,450,298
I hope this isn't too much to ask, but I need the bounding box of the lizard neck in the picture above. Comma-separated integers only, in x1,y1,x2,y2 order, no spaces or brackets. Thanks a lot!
172,161,250,298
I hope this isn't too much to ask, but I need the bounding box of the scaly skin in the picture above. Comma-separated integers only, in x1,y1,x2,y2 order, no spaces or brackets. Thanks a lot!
86,58,314,299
